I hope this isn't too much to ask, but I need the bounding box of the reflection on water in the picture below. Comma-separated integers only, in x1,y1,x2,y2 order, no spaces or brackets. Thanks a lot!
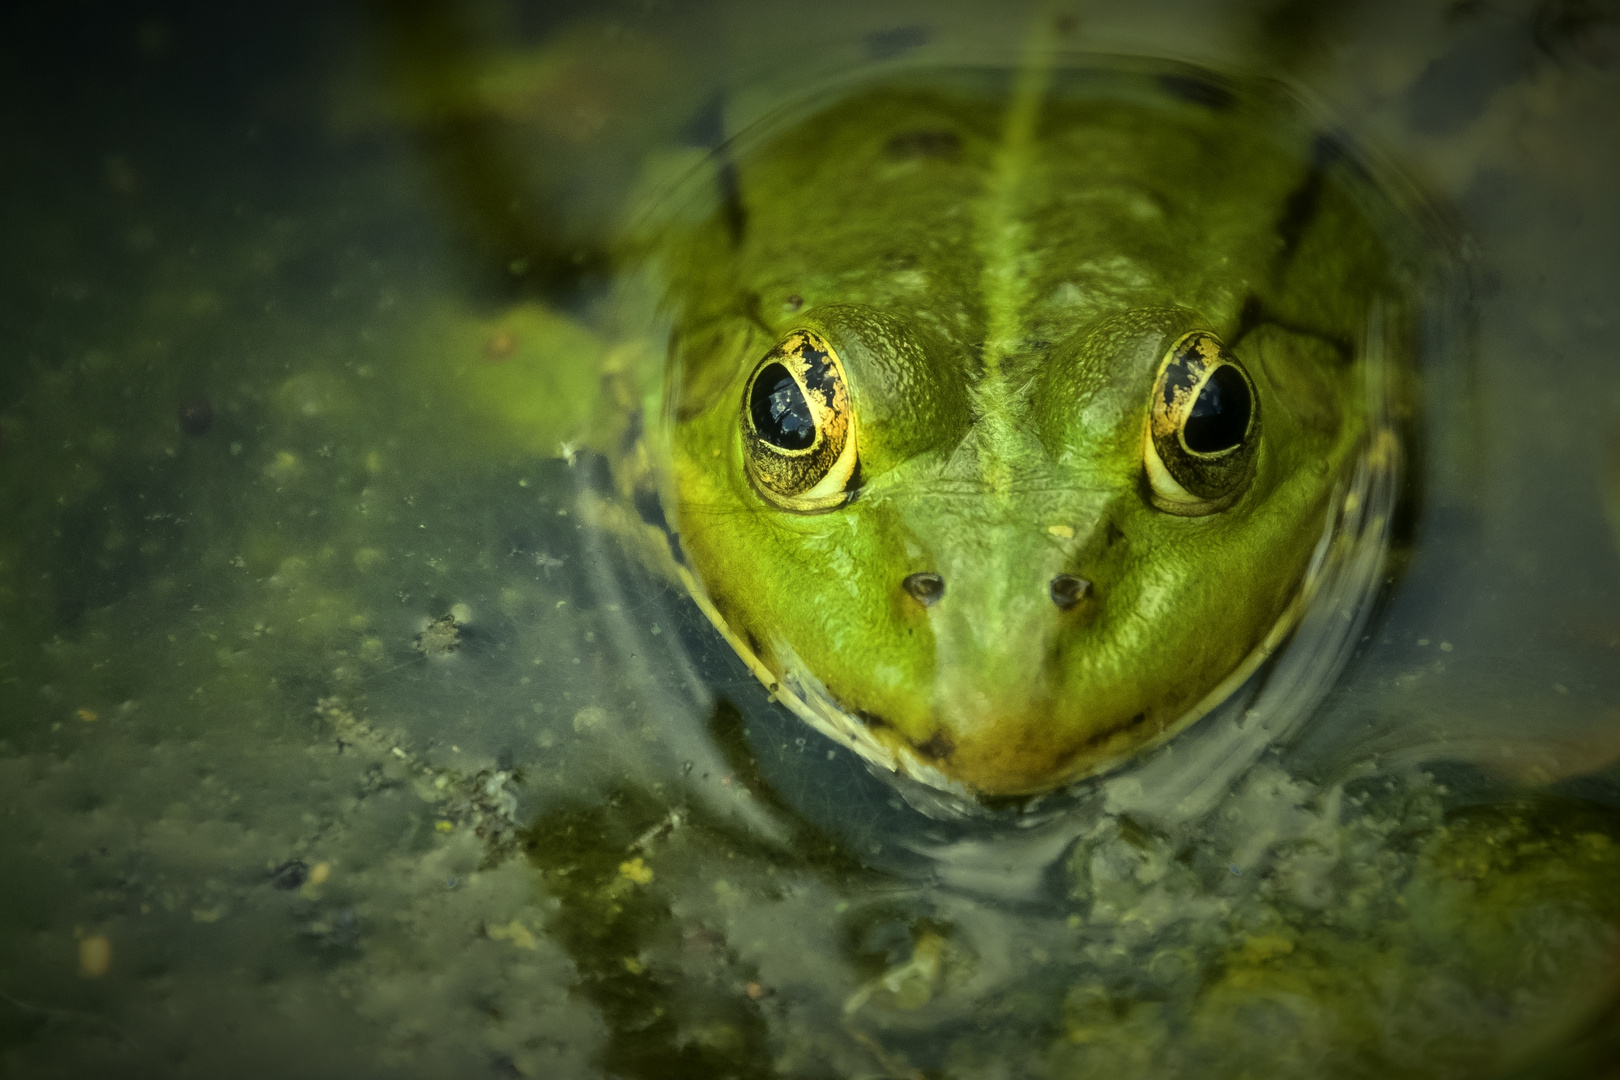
2,1,1620,1077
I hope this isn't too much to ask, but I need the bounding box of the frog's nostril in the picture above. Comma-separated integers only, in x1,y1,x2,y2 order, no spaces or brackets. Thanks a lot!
1050,575,1092,610
902,572,945,606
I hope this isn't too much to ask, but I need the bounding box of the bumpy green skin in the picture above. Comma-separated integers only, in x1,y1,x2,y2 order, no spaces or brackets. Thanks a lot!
663,77,1396,796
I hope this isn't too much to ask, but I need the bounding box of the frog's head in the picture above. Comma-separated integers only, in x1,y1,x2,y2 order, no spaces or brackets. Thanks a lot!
661,80,1396,798
672,299,1358,797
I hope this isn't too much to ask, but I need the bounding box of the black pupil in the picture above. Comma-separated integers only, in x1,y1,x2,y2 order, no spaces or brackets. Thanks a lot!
1183,364,1251,454
749,363,815,450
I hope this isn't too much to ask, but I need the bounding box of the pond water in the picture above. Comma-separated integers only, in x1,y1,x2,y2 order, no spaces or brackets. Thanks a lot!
3,2,1620,1078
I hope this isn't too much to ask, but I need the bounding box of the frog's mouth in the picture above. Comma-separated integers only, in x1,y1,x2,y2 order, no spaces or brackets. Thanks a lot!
674,437,1390,803
676,558,1303,801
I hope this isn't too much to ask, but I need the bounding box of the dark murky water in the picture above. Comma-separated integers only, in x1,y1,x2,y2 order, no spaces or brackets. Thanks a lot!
3,2,1620,1077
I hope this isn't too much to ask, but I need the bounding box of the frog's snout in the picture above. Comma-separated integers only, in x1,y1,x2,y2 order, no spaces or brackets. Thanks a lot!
899,570,1093,610
890,556,1123,795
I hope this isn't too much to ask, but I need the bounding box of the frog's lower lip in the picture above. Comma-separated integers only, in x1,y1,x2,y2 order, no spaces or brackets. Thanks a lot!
681,563,1305,799
897,709,1163,797
771,607,1304,799
740,631,1197,797
780,666,1170,797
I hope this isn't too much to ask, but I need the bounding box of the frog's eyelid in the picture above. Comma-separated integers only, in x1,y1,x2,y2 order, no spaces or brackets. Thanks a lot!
1143,431,1202,507
679,495,854,522
795,430,860,504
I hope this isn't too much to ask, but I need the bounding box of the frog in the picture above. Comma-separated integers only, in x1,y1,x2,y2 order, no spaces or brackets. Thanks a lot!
427,58,1417,801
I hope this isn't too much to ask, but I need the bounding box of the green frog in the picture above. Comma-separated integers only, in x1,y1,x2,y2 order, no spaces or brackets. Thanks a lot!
435,60,1416,800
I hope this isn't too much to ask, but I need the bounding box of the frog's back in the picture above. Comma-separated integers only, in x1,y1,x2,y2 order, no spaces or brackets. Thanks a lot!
694,73,1396,370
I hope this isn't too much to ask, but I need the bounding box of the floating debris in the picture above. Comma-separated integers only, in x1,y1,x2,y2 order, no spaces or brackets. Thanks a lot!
414,614,462,657
269,859,308,890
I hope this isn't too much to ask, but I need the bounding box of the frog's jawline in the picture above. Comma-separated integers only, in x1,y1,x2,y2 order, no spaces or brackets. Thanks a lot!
673,489,1340,803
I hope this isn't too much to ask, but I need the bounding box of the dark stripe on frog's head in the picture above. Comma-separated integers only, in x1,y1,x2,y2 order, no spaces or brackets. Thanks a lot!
632,487,686,567
1157,72,1236,111
1273,132,1352,271
684,92,747,246
1230,294,1354,364
717,157,747,246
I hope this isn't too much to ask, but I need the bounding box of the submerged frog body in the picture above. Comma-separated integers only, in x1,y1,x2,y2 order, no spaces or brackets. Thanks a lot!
640,69,1411,799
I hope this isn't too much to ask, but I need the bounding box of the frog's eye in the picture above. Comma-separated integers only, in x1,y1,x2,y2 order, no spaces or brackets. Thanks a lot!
1143,330,1260,515
740,329,860,512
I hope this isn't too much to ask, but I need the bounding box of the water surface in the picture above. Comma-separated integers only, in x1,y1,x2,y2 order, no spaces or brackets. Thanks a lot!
3,2,1620,1077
